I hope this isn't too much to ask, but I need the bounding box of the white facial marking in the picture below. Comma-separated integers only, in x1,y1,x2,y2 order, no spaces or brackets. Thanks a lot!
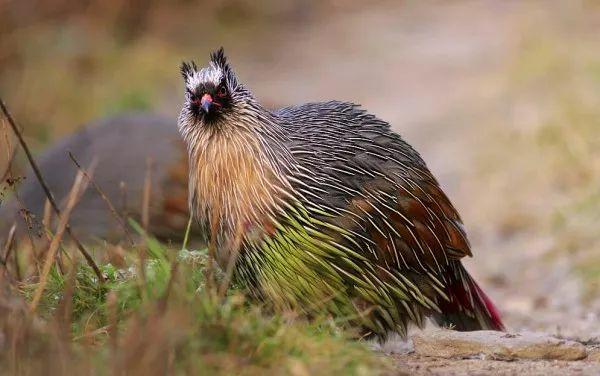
186,62,223,91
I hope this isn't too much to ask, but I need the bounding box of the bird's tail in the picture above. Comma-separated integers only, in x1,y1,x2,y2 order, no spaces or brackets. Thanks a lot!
435,263,505,331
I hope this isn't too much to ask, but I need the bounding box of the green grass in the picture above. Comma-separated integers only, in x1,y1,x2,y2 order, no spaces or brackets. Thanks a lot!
1,224,388,375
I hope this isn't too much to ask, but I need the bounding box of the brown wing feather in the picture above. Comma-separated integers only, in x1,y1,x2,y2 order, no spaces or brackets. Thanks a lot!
355,176,472,274
279,101,502,335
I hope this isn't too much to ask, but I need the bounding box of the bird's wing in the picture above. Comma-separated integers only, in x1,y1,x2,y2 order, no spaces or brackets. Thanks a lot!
282,101,472,275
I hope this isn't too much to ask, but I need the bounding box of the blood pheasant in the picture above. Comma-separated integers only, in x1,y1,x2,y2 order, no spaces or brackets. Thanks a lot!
177,49,504,339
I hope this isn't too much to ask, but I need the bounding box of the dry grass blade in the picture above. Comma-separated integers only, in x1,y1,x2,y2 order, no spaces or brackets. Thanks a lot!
206,207,221,291
141,156,153,231
30,168,91,312
158,261,179,313
1,224,17,283
55,254,78,339
119,181,128,218
43,198,52,230
107,290,118,347
0,97,104,282
2,223,17,266
68,151,135,246
0,114,17,181
106,290,121,375
218,219,245,298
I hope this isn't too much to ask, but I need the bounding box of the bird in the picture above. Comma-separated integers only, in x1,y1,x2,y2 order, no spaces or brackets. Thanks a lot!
177,48,504,339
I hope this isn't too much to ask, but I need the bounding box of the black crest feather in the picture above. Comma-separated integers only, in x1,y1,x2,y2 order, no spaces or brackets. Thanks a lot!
210,47,237,88
180,61,197,81
210,47,228,69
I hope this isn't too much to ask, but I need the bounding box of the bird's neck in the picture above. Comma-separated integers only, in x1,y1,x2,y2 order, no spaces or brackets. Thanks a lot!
187,116,293,254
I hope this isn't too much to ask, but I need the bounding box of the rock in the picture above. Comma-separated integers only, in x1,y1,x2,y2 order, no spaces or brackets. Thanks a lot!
412,330,587,361
587,347,600,362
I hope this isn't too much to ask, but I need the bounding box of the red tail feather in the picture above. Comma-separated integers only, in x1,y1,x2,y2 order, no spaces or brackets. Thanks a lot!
439,264,505,331
470,277,505,331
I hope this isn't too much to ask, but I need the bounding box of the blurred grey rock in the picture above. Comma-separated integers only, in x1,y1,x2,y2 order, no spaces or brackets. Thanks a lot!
412,330,587,361
0,113,196,244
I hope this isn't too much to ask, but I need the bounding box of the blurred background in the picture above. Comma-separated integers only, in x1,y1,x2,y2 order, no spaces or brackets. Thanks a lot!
1,0,599,339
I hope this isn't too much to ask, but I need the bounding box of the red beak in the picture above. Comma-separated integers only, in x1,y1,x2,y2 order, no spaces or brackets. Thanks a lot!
200,93,213,113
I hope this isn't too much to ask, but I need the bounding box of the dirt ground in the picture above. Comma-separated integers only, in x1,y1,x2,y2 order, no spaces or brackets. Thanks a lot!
391,353,600,376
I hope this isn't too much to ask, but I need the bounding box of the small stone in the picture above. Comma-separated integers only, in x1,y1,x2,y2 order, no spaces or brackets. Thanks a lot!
587,347,600,362
412,329,587,361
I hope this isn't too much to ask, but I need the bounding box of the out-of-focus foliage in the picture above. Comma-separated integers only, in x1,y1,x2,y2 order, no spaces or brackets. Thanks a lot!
0,0,321,146
469,14,600,299
2,227,386,375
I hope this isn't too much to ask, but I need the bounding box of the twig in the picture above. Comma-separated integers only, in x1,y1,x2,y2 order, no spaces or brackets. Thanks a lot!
68,151,135,246
30,169,90,312
0,97,104,283
11,191,41,264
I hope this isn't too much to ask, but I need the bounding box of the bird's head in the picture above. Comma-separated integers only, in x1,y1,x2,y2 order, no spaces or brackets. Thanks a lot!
179,48,246,128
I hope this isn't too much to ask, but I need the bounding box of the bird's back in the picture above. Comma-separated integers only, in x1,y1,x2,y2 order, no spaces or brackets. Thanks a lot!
274,100,469,258
267,101,502,336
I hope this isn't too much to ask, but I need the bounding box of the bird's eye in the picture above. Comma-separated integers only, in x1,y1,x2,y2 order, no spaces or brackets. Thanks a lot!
191,95,201,105
217,86,227,97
